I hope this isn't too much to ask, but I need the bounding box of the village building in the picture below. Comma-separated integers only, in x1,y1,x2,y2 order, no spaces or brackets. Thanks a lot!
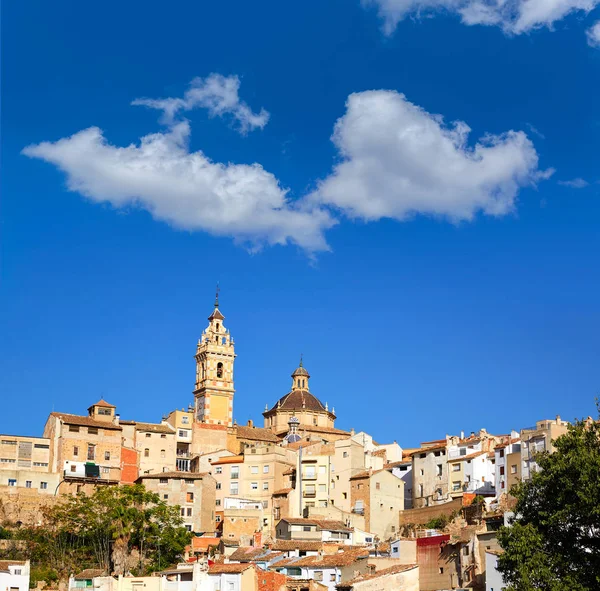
520,416,569,480
136,471,216,532
0,559,30,591
335,564,419,591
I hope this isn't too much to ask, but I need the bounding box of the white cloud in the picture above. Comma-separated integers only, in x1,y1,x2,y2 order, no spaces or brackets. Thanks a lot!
22,122,334,252
558,177,589,187
132,74,270,134
311,90,551,222
364,0,599,35
586,19,600,45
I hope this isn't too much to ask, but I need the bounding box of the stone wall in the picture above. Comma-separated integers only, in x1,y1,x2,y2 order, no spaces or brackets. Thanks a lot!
399,497,463,526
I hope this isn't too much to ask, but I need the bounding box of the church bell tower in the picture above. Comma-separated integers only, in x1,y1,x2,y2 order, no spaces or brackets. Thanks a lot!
193,288,236,426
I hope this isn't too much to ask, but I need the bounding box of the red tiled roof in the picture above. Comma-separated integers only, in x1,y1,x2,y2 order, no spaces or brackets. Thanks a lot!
209,563,253,574
129,421,175,434
339,563,418,586
269,540,323,552
51,412,122,431
273,548,368,568
410,444,446,456
278,518,352,532
236,425,280,443
264,390,329,415
88,399,115,409
273,488,292,495
447,451,487,463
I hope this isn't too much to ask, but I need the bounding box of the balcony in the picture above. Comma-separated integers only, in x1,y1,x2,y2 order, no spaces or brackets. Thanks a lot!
177,451,192,458
303,491,316,498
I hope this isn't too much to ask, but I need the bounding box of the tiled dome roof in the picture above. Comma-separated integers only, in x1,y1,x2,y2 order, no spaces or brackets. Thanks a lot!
266,389,326,414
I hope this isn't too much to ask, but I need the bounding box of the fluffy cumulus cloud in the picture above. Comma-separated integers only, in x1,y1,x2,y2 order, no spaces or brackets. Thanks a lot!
132,74,270,134
311,90,551,222
586,20,600,45
22,78,333,252
364,0,599,35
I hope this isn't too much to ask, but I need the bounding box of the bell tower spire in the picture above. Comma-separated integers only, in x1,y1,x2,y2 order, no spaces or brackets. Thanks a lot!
193,289,236,426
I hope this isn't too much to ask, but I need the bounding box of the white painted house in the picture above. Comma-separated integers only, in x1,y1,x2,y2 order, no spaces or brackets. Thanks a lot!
0,560,30,591
485,550,506,591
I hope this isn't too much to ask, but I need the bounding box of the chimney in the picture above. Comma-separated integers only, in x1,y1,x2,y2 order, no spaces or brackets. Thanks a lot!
247,419,254,428
556,415,561,422
460,431,464,439
114,414,120,426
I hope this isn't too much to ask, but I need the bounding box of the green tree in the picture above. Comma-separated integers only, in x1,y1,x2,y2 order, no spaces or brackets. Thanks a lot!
498,408,600,591
11,484,191,578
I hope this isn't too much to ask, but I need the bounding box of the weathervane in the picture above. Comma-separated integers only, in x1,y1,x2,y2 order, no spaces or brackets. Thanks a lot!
215,282,220,308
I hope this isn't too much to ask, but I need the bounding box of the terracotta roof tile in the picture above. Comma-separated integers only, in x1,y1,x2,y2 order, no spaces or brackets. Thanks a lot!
265,390,328,414
338,563,418,587
51,412,122,431
131,422,175,434
0,561,27,572
89,399,116,408
228,547,284,562
209,563,253,574
269,540,323,552
273,488,292,495
74,569,107,579
236,425,281,443
447,451,487,463
273,548,368,569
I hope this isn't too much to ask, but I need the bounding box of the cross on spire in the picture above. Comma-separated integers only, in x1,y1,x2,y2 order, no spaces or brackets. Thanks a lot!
299,353,303,368
215,282,220,308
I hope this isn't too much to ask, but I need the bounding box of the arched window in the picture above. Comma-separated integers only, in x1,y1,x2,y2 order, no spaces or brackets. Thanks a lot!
216,323,220,332
217,362,224,378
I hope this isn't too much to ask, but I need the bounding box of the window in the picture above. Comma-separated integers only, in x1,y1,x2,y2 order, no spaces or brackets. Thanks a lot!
499,449,505,458
452,464,460,471
1,440,16,445
185,479,194,484
182,416,189,424
215,499,221,506
187,492,194,502
88,427,98,435
98,407,112,416
330,574,336,582
186,508,192,516
376,482,380,490
460,448,466,456
25,480,32,488
8,479,16,487
0,459,15,463
105,451,111,461
343,451,348,458
33,462,48,467
439,567,444,574
34,443,49,449
251,482,258,490
418,484,424,497
180,508,185,516
357,483,363,490
163,494,168,500
178,430,187,438
87,444,95,461
313,571,323,582
452,481,461,491
318,483,326,492
160,449,165,458
464,546,470,556
303,525,312,532
511,464,517,474
144,448,150,458
304,466,316,479
231,466,239,479
145,433,151,438
216,482,221,490
262,500,268,508
215,515,221,522
434,451,441,456
251,466,259,474
420,469,424,476
73,446,79,457
217,362,224,378
230,482,239,495
70,465,77,472
263,465,269,473
263,482,269,491
40,482,48,489
436,464,442,476
14,569,22,575
68,425,80,433
500,466,505,476
102,467,109,474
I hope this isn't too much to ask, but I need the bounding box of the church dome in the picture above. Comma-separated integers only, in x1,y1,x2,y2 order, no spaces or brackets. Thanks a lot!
266,389,327,414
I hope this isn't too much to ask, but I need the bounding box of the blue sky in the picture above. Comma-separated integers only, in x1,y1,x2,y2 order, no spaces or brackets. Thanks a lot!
1,0,599,446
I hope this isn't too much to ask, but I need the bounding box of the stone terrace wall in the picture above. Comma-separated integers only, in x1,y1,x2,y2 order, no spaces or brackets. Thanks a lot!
399,498,463,526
